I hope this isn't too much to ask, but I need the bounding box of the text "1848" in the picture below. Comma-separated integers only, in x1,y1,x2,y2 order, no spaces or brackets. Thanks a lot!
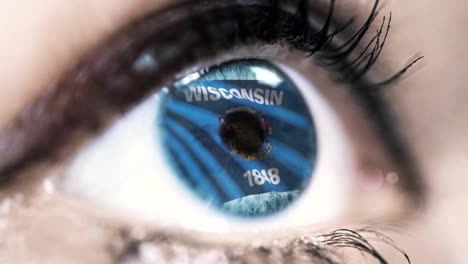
243,168,280,187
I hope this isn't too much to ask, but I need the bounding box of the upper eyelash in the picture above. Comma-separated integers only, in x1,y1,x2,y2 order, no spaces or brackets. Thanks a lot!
277,0,423,86
0,0,421,188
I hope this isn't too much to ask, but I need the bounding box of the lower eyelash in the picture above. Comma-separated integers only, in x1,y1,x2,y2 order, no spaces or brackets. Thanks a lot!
113,227,411,264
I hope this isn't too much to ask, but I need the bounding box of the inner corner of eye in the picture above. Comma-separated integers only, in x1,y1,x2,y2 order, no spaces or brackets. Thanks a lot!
157,58,318,219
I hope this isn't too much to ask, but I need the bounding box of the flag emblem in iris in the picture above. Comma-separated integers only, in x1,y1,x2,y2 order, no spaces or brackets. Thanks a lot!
157,59,317,217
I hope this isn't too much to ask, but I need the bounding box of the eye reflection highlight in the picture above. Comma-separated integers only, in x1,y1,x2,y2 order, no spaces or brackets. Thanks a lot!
158,59,317,217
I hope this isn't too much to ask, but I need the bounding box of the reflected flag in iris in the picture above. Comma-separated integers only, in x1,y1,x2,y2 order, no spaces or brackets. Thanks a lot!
157,59,317,217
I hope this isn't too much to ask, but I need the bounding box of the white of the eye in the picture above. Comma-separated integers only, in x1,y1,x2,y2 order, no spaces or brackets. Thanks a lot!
270,63,354,227
60,64,354,233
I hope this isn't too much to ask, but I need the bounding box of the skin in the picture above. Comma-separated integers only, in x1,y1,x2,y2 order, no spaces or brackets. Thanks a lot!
0,0,467,263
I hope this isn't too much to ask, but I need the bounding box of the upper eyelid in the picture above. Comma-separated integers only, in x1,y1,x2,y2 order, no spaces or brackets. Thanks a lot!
0,0,326,183
0,0,423,198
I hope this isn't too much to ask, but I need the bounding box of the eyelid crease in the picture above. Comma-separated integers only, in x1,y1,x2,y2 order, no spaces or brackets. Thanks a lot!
0,0,423,201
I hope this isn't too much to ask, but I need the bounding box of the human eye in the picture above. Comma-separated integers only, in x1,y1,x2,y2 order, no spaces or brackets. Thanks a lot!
0,0,423,262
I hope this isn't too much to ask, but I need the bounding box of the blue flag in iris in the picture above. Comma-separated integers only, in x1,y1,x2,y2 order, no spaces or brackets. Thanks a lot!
157,60,317,217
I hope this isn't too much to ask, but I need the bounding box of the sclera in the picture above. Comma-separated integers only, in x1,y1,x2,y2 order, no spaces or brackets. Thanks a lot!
60,59,353,233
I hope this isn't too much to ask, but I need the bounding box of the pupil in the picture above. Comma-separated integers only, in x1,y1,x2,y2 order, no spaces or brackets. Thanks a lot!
220,107,269,160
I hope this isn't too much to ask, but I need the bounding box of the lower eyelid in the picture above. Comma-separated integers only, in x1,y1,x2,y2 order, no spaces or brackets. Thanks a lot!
113,225,410,264
0,190,407,264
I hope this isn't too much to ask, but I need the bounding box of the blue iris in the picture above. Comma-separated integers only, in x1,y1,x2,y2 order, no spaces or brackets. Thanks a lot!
157,59,317,217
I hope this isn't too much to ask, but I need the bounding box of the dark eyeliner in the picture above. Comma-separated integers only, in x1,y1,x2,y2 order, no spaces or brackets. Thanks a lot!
0,0,421,197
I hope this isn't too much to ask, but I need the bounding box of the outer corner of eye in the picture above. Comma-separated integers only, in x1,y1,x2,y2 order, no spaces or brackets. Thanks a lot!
57,58,356,233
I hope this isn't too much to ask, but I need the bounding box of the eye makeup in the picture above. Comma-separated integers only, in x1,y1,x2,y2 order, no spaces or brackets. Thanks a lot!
0,0,422,200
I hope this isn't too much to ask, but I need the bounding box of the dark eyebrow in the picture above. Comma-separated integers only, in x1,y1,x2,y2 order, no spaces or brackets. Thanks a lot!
0,0,424,201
